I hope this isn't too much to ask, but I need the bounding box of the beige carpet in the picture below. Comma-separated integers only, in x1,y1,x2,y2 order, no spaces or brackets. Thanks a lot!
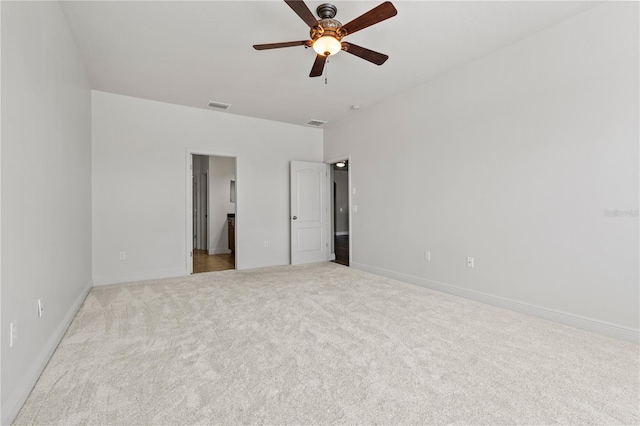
14,262,640,425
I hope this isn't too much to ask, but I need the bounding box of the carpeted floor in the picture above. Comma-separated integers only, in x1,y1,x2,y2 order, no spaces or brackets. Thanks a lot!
14,262,640,425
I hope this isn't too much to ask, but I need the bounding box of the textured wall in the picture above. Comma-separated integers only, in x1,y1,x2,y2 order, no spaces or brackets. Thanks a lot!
92,91,323,283
324,2,639,337
1,1,93,422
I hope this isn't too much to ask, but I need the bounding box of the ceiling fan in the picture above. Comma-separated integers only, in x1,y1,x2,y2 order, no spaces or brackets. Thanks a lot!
253,1,397,77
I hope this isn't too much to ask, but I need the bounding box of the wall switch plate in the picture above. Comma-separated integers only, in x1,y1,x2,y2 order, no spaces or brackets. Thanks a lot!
467,257,474,268
264,240,269,247
37,299,43,318
353,205,358,213
353,188,356,195
424,251,431,261
10,321,17,348
119,251,126,261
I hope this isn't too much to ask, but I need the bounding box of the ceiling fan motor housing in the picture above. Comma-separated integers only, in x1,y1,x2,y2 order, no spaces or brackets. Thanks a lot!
316,3,337,19
310,18,343,39
312,3,345,42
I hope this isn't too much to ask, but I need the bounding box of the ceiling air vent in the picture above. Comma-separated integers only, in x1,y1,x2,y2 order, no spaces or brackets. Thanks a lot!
305,119,327,127
207,101,231,110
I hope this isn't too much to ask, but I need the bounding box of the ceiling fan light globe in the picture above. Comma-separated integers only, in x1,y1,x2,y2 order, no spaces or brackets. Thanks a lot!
313,36,342,56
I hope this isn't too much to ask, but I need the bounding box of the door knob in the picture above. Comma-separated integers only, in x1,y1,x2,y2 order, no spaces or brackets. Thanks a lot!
292,216,297,220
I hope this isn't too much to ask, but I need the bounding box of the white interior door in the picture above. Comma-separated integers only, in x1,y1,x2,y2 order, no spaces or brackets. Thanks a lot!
291,161,330,265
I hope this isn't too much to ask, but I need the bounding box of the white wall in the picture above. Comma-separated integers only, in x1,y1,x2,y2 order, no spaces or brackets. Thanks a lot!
324,2,639,341
1,2,93,423
193,154,209,250
92,91,322,284
208,156,236,254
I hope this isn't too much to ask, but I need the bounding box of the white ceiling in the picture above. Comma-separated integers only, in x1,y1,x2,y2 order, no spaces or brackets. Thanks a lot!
60,1,601,128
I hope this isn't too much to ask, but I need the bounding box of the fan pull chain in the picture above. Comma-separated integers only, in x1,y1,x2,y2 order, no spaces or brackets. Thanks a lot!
325,59,329,85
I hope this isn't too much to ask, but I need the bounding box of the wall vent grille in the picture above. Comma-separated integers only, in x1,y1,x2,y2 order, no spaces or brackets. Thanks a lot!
305,119,327,127
207,101,231,110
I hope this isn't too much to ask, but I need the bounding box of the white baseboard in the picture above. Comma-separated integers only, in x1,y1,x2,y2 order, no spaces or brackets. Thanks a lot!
238,261,287,271
1,280,93,426
208,248,231,255
92,268,188,286
351,262,640,344
334,232,349,236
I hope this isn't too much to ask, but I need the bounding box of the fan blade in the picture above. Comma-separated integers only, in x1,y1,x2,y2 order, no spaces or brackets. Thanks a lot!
285,0,318,28
342,42,389,65
340,1,397,36
253,40,310,50
309,54,327,77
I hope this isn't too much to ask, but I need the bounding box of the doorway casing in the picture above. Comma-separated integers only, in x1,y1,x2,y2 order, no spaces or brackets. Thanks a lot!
326,154,352,265
185,149,237,274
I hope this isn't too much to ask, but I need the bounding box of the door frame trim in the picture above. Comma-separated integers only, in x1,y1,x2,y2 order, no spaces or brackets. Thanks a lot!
185,149,237,274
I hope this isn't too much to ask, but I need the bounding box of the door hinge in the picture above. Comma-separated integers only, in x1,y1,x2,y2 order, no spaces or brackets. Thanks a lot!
190,251,193,257
190,164,193,170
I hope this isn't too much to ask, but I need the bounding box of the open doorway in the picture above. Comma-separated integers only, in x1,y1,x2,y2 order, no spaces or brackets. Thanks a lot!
192,154,236,273
331,159,350,266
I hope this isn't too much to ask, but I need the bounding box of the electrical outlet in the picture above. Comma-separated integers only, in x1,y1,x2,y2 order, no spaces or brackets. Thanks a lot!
37,299,43,318
424,251,431,261
119,251,126,261
10,321,17,348
467,257,474,268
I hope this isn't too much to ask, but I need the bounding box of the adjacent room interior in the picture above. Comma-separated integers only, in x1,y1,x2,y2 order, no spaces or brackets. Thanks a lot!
1,1,638,424
332,159,350,266
191,154,237,273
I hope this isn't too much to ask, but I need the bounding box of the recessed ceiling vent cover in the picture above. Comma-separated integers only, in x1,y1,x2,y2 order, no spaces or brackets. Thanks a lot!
207,101,231,110
305,119,327,127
